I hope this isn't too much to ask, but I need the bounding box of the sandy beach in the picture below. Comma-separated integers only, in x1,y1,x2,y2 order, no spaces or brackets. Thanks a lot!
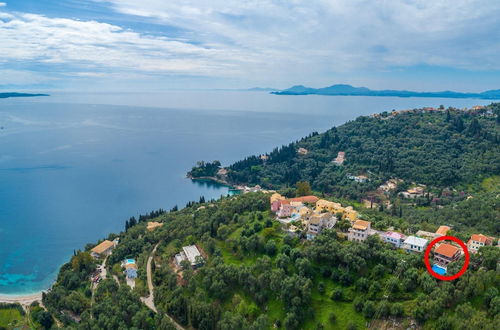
0,292,43,305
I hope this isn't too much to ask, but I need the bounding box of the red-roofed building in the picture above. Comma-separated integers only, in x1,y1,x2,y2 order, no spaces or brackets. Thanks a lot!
467,234,494,253
434,243,461,266
290,195,320,204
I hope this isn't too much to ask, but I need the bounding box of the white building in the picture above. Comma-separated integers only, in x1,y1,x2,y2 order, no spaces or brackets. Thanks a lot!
403,236,428,253
175,245,204,268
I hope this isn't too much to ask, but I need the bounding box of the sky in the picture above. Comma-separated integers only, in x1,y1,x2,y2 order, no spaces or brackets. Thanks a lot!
0,0,500,92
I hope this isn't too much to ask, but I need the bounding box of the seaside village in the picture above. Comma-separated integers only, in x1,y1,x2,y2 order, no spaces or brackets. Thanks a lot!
269,192,498,274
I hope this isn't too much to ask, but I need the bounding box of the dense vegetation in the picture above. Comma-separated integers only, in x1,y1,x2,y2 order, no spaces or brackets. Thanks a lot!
222,105,499,198
41,192,500,330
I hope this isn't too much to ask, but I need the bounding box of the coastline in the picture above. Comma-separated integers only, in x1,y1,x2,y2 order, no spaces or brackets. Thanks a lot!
0,291,43,305
187,174,233,188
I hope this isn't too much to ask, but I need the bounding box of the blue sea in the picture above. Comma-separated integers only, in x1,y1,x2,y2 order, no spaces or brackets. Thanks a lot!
0,90,495,295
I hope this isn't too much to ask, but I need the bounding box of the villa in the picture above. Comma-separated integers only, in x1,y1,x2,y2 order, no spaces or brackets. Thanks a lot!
306,213,337,240
333,151,345,165
415,230,441,240
277,200,293,218
434,243,461,266
122,259,138,279
147,221,163,231
347,175,368,183
90,239,118,258
175,245,204,268
290,195,320,204
400,187,425,199
384,231,406,248
435,226,451,236
348,220,371,242
297,147,308,155
467,234,494,253
403,236,428,253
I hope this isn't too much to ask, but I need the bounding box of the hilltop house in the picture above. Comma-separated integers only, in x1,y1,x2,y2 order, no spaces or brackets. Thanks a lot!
467,234,494,253
435,226,451,236
384,232,406,248
290,195,320,204
122,259,138,279
175,245,204,269
277,200,293,218
90,239,118,258
434,243,461,266
297,147,308,155
333,151,345,165
347,175,368,183
306,213,337,240
400,187,425,199
415,230,441,240
348,220,371,242
403,236,428,253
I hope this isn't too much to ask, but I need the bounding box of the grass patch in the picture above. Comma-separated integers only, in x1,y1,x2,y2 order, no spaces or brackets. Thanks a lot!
0,307,25,328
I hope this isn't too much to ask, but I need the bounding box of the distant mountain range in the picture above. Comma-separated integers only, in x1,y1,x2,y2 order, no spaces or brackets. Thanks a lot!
0,92,49,99
271,84,500,99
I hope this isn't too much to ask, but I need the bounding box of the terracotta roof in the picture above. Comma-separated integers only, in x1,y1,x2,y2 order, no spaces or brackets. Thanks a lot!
125,263,137,269
290,195,320,204
281,200,290,205
435,243,460,258
436,226,451,236
352,220,370,230
91,240,114,254
470,234,491,244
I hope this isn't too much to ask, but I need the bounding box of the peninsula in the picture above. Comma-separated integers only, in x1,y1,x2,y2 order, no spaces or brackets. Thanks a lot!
272,83,500,99
0,92,49,99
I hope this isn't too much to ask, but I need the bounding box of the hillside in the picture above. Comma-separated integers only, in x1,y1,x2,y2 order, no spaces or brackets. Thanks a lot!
38,192,500,330
221,104,499,197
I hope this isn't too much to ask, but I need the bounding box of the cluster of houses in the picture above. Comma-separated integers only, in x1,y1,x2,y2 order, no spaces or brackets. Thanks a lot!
269,194,497,271
271,193,360,240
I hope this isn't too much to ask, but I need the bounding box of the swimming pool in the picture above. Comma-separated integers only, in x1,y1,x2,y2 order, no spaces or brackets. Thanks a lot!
432,264,446,275
125,259,135,264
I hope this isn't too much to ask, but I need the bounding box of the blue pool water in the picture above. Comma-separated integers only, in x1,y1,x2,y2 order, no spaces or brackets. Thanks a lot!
432,264,447,275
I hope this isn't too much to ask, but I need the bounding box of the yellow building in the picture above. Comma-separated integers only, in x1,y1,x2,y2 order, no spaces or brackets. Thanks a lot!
270,193,285,204
315,199,358,221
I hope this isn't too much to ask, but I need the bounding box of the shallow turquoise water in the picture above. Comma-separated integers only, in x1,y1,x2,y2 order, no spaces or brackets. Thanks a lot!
0,91,493,295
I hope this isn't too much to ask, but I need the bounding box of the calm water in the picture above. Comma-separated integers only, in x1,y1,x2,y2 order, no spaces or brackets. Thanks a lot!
0,91,495,295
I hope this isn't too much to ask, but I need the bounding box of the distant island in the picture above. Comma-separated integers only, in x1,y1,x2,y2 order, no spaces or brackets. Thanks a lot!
0,92,49,99
272,83,500,99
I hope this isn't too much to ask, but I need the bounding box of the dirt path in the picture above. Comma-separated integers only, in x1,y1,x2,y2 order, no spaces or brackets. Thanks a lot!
141,243,185,330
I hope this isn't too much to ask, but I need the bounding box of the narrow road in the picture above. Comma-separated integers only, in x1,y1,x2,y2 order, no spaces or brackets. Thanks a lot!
141,243,185,330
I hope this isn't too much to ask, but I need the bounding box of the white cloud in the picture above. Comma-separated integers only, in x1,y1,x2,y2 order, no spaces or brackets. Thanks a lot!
0,3,6,7
1,1,500,88
97,0,500,73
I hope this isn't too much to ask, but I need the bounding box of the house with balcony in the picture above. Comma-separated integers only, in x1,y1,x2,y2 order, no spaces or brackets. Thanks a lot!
434,243,461,266
306,213,337,240
384,231,406,248
348,220,371,242
467,234,494,253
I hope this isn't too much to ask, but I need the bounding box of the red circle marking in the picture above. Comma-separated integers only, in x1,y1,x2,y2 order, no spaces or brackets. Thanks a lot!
424,235,469,281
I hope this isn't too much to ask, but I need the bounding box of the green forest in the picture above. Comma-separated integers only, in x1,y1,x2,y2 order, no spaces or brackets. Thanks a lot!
222,104,500,198
38,192,499,330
